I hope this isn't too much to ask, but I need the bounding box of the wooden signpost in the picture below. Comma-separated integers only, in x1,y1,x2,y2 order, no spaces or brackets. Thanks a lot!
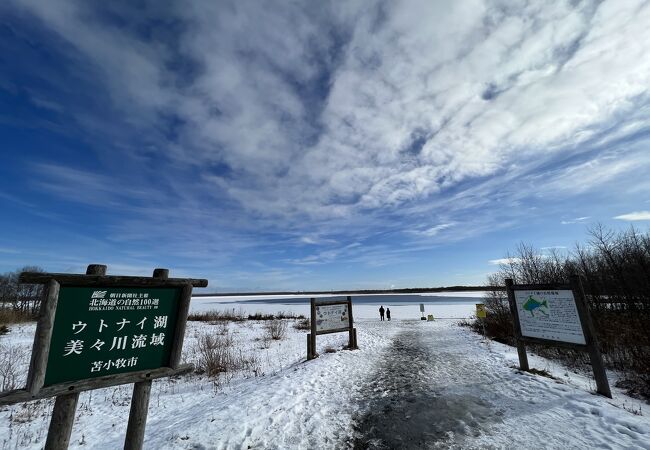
0,264,208,450
505,275,611,398
307,296,357,360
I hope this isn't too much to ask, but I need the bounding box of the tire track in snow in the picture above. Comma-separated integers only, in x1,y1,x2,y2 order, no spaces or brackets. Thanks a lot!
350,321,501,449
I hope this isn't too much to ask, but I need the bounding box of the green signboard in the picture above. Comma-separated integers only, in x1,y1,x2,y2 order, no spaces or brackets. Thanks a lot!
43,286,181,386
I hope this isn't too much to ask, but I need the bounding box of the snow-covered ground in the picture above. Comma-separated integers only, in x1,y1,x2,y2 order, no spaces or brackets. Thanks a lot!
1,301,648,449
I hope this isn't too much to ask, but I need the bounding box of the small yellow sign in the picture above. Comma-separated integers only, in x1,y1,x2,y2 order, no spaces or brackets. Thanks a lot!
427,314,434,321
476,303,487,319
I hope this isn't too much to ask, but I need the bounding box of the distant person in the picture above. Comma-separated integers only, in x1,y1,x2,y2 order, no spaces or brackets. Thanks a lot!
379,305,385,321
386,308,391,321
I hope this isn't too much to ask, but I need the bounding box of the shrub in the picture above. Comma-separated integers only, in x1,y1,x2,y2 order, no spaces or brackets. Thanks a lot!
0,266,45,319
0,305,38,326
188,308,245,323
195,332,235,377
264,319,288,340
193,331,264,383
293,318,310,331
0,341,27,391
248,311,305,320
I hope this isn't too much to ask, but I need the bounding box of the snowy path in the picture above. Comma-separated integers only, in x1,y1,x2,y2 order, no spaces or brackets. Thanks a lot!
351,322,498,448
351,320,650,449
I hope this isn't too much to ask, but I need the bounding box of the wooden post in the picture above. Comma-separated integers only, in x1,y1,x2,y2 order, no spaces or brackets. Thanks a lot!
45,264,106,450
45,393,80,450
26,278,60,395
505,278,529,371
308,298,317,360
169,283,192,368
307,333,313,360
124,269,167,450
570,275,612,398
124,380,152,450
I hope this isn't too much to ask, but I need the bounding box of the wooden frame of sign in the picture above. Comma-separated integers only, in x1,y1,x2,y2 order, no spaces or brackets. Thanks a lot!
505,275,611,398
307,296,357,360
0,264,208,450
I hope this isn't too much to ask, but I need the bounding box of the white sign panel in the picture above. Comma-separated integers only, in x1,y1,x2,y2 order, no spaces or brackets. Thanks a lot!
514,290,586,345
315,303,349,332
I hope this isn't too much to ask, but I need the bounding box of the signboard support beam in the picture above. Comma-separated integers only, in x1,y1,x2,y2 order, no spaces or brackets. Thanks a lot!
570,275,611,398
26,279,60,395
124,268,168,450
505,279,529,371
307,334,314,360
308,298,317,360
45,264,106,450
45,392,80,450
124,380,152,450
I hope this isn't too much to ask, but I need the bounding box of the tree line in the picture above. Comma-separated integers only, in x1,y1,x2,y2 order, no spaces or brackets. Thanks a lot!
0,266,44,321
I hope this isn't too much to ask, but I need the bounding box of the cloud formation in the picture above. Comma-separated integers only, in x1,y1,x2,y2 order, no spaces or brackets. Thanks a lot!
2,0,650,287
614,211,650,221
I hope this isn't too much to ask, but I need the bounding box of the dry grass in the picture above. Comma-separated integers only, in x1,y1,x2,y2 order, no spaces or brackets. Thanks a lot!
248,311,305,320
264,319,288,340
194,332,235,377
0,307,35,327
188,308,246,323
293,318,310,331
0,341,28,391
193,330,262,384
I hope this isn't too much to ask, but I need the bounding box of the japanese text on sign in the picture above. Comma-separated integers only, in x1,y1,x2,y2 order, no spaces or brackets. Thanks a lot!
315,303,349,332
43,287,181,386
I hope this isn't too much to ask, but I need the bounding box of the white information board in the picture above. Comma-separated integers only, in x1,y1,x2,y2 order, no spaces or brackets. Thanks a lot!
514,289,586,345
315,303,349,332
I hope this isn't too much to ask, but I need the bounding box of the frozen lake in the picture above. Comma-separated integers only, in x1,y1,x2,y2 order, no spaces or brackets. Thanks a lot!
190,292,485,319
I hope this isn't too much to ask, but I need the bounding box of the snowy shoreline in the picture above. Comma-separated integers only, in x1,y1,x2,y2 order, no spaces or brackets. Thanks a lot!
191,294,483,319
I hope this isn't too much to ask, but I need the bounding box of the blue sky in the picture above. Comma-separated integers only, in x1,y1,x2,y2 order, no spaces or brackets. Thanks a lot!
1,0,650,291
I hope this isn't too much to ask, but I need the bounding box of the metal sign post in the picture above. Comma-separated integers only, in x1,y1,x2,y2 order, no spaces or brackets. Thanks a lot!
476,303,487,338
0,264,207,449
505,276,611,398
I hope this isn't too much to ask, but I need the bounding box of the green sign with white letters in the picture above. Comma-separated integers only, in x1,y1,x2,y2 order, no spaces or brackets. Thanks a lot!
43,286,181,386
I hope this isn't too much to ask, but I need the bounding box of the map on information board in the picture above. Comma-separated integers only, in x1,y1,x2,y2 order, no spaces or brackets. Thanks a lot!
514,289,586,345
315,303,349,332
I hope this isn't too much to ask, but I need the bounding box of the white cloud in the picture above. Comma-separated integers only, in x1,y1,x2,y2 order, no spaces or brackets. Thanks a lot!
410,223,454,237
561,217,591,225
614,211,650,221
488,258,522,266
5,0,650,266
